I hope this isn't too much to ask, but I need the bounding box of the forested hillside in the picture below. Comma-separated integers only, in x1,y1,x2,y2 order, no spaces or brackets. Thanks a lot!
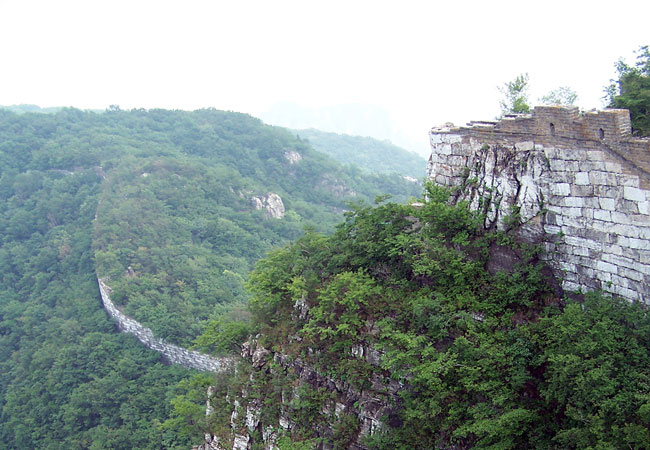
0,107,419,449
0,110,196,449
293,128,426,178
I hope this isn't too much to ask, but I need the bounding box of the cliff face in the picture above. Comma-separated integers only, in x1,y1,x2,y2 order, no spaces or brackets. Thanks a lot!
195,339,399,450
428,106,650,303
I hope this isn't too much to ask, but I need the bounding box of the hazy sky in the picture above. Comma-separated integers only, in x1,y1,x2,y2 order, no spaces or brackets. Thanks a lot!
1,0,648,152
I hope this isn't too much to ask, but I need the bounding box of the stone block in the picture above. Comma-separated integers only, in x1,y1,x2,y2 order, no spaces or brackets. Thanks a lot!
574,172,590,185
639,250,650,266
620,267,644,282
629,238,650,250
617,199,639,215
436,144,453,155
579,160,606,171
562,281,582,292
595,186,619,198
570,245,590,257
639,201,649,215
515,141,534,151
612,223,640,238
562,207,582,218
596,261,618,274
564,197,584,207
552,183,571,196
601,253,637,270
561,149,588,161
599,197,616,211
612,285,640,301
590,171,617,186
604,162,622,172
593,210,611,222
611,211,631,225
564,235,600,250
638,227,650,240
624,186,647,202
551,160,580,171
544,224,561,235
619,175,640,188
571,184,593,196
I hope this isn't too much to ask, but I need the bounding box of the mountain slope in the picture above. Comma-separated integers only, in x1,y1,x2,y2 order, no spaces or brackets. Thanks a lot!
90,108,421,347
293,128,427,178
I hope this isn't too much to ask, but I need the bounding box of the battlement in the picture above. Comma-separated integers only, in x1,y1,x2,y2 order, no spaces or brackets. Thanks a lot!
434,106,635,141
432,106,650,181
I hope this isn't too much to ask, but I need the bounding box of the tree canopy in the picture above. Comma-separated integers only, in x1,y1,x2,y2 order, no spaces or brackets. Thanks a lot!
498,73,531,116
606,45,650,136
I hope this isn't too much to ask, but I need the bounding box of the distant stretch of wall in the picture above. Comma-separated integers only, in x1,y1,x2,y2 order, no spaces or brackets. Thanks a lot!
97,278,234,372
427,106,650,303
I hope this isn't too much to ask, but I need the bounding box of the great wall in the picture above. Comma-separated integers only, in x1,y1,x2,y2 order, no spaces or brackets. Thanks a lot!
427,105,650,303
97,278,234,372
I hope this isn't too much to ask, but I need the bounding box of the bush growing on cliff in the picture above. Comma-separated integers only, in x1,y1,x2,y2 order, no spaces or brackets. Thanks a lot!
245,183,650,449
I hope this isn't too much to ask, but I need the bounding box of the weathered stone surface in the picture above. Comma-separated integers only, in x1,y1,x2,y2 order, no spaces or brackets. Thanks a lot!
428,106,650,304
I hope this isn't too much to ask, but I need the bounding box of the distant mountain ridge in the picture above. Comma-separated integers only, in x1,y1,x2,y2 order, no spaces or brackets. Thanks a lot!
293,128,427,179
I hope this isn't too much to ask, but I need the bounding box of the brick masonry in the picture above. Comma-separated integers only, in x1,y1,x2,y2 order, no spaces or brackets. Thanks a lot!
427,106,650,303
98,278,234,372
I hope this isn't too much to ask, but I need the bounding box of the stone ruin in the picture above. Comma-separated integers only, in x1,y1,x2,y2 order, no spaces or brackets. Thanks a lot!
427,106,649,303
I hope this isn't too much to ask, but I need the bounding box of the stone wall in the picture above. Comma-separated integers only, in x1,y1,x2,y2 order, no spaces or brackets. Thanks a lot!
97,278,234,372
427,106,650,303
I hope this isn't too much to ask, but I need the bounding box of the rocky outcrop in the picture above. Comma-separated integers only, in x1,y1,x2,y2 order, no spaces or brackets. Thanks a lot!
428,106,650,303
283,151,303,164
97,278,234,372
251,193,285,219
195,337,399,450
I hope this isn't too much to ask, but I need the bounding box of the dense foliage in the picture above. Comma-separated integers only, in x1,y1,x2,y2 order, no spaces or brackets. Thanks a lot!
0,114,198,449
0,106,421,448
606,45,650,136
245,184,650,449
292,128,426,178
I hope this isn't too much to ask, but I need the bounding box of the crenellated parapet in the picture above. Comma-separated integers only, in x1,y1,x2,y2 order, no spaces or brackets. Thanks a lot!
428,106,650,304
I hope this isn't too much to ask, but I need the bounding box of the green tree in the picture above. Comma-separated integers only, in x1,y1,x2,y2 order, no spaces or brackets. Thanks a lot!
539,86,578,105
498,73,531,116
605,45,650,136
